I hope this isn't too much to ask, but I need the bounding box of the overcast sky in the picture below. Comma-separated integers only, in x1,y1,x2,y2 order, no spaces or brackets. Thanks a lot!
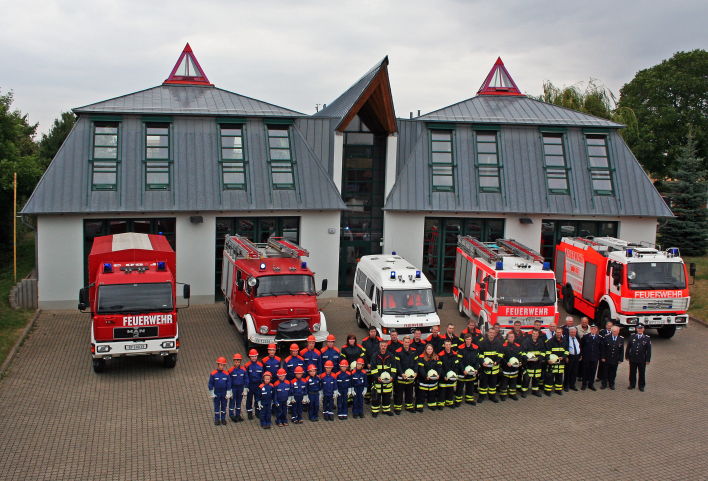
2,0,706,135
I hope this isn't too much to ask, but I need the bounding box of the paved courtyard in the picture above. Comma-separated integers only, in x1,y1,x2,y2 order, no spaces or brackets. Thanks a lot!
0,298,706,480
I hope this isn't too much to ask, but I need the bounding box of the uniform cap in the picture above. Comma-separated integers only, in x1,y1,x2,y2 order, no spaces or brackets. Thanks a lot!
339,359,349,366
637,323,645,328
324,360,334,367
290,343,299,351
216,357,227,364
327,334,336,341
307,335,316,342
249,349,259,357
277,368,287,376
233,353,242,360
307,364,317,371
268,343,277,350
590,324,598,328
294,366,304,374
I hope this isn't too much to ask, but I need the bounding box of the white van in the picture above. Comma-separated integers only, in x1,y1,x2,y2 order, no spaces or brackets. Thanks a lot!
352,254,441,340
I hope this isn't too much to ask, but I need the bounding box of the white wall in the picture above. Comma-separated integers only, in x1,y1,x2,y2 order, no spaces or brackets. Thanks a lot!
503,215,543,251
299,211,341,297
332,132,344,193
37,215,85,309
383,212,426,268
175,214,216,305
618,217,658,244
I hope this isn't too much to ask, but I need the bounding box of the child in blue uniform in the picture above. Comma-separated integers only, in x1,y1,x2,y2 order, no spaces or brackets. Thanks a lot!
335,359,351,420
290,366,307,424
320,360,337,421
305,364,321,422
227,353,247,422
350,358,368,419
274,368,292,427
208,357,231,425
259,372,275,429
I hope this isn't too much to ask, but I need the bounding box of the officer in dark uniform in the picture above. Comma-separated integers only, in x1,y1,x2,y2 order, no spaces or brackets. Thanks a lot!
394,336,418,414
597,320,614,384
625,323,651,391
361,326,382,404
600,325,624,390
579,324,602,391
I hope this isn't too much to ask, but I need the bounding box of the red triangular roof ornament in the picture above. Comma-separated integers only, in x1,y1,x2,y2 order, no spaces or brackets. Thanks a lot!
163,43,213,86
477,57,524,96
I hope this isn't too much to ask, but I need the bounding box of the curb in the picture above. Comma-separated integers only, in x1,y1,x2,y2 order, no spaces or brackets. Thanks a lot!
690,315,707,328
0,309,41,378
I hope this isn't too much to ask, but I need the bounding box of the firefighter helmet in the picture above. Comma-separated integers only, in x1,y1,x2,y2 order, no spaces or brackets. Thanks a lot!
307,364,317,372
277,368,287,376
249,349,259,357
356,358,365,365
427,369,439,380
267,343,277,350
290,343,299,351
327,334,336,342
509,357,520,368
339,359,349,367
233,353,242,360
324,360,334,368
404,368,416,379
294,366,304,374
465,365,476,376
380,371,392,383
446,370,458,382
307,335,316,342
483,357,494,366
549,354,559,364
526,352,537,361
350,361,357,371
216,357,227,364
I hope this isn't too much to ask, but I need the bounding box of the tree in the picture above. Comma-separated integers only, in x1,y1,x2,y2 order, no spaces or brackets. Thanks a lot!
657,130,708,256
533,79,638,142
38,111,76,168
619,49,708,179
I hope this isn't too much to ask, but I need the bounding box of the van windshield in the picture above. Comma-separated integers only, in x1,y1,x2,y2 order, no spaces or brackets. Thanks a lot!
381,289,436,315
97,282,173,314
496,279,556,306
256,275,315,297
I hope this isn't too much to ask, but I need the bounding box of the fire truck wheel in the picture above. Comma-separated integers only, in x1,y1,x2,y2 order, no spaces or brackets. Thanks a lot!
563,288,575,314
226,303,234,325
458,298,467,318
163,354,177,368
356,310,366,329
657,325,676,339
599,307,613,327
92,358,106,373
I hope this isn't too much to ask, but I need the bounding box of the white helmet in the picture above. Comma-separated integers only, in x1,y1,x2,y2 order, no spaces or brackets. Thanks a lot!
446,370,458,382
380,371,392,383
427,369,439,380
349,361,357,372
483,357,494,366
548,354,559,364
509,357,520,368
404,368,416,379
465,365,476,376
526,352,537,361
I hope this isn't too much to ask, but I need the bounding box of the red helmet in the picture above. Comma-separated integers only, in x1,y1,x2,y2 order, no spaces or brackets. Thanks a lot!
326,334,336,342
357,358,365,364
294,366,305,374
263,371,272,378
307,335,316,342
233,353,242,360
216,357,227,364
248,349,259,357
339,359,349,367
290,343,299,351
268,343,277,350
324,360,334,367
277,368,287,376
307,364,317,371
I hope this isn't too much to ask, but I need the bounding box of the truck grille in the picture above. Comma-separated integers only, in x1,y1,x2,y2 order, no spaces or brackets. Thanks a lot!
113,327,159,339
272,308,310,316
621,298,689,312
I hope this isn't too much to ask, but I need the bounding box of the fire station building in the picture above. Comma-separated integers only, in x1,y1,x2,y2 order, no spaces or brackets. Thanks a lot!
22,46,671,308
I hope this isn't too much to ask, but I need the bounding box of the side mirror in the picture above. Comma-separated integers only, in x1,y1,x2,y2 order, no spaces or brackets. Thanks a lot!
371,303,378,312
183,284,191,299
438,301,443,310
479,287,487,302
78,287,89,311
321,279,328,292
690,263,697,277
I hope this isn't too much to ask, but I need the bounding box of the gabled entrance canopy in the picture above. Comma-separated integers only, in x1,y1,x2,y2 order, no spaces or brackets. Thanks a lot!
163,43,213,86
477,57,524,96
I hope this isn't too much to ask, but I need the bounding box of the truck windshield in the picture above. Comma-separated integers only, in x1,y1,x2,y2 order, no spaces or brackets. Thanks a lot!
97,282,173,314
381,289,436,315
496,279,556,306
627,262,686,290
256,275,315,297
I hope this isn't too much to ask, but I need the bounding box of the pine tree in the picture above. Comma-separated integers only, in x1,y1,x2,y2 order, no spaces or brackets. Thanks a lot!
658,131,708,256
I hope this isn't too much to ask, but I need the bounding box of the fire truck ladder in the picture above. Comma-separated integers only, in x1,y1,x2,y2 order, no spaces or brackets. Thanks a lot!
458,236,502,263
496,239,545,263
267,237,309,258
590,237,638,251
224,234,262,260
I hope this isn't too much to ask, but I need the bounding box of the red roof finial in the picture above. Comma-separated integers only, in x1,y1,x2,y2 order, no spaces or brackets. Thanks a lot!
164,43,213,86
477,57,524,96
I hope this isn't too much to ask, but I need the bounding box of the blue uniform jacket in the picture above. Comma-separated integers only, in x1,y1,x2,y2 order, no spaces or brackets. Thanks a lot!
284,355,305,380
262,355,282,379
306,374,321,394
209,369,231,393
351,369,368,389
291,378,307,398
334,370,351,393
320,347,341,370
274,379,292,404
245,361,265,387
320,372,337,395
228,366,247,388
300,348,322,374
259,383,275,404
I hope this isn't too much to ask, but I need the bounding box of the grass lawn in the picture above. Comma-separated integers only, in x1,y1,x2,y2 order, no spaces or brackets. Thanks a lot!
684,255,708,322
0,233,36,370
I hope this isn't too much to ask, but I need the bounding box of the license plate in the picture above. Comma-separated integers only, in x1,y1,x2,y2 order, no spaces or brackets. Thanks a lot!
648,319,663,325
125,344,147,350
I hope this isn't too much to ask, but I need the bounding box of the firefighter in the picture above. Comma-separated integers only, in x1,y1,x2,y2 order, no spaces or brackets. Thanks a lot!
499,331,523,401
350,358,368,418
341,334,365,366
477,328,503,403
426,325,444,353
361,326,382,404
273,368,292,427
545,327,569,396
458,318,483,345
244,349,264,420
300,335,322,374
441,323,458,345
320,360,337,421
411,328,427,352
456,333,479,405
416,343,441,411
520,329,546,397
258,372,275,429
228,353,247,422
209,357,231,425
394,336,418,414
437,339,460,409
511,320,527,343
370,340,396,417
334,359,351,420
580,323,602,391
387,329,403,355
601,325,624,390
320,334,341,369
625,323,651,392
305,364,321,422
290,366,307,424
284,344,305,381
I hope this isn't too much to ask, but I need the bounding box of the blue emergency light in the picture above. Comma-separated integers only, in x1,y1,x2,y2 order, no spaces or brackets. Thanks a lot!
301,262,307,270
392,251,396,255
157,261,166,271
626,249,633,257
543,262,550,270
103,263,113,273
390,271,396,280
496,261,504,270
669,248,679,256
416,270,421,279
260,262,266,271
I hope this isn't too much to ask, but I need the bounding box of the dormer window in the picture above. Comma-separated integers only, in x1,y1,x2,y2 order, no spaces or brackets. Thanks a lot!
266,124,296,190
91,120,120,191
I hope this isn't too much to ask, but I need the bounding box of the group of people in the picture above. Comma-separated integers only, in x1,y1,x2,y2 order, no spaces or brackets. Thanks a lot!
207,316,652,428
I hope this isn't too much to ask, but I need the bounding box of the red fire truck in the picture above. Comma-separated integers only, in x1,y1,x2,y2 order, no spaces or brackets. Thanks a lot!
221,235,329,349
454,237,558,335
556,237,695,338
79,233,190,373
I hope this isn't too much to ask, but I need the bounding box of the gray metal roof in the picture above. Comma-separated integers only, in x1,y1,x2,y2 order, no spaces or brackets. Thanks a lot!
312,57,388,121
385,120,672,218
22,116,345,215
418,95,624,128
73,85,303,117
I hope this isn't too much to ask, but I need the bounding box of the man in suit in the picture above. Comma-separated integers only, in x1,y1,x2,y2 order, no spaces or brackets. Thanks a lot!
561,316,575,337
579,323,602,391
625,323,652,392
563,327,581,392
600,325,624,390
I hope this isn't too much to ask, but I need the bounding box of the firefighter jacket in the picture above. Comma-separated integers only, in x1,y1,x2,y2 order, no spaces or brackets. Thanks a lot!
456,343,480,379
291,377,308,398
426,333,444,353
245,361,264,387
579,333,602,362
417,356,442,388
300,348,322,374
500,341,524,375
351,369,368,389
262,355,282,379
438,348,460,386
546,336,569,365
340,343,365,364
520,336,547,369
625,334,651,363
601,335,624,365
458,327,483,345
284,355,305,381
411,338,427,352
259,383,274,405
209,369,231,393
478,336,504,375
320,372,337,395
320,346,341,370
369,351,396,385
511,329,528,344
334,370,351,394
361,335,383,367
387,339,403,356
227,365,247,388
441,332,458,347
394,346,419,383
305,374,321,394
274,379,292,404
